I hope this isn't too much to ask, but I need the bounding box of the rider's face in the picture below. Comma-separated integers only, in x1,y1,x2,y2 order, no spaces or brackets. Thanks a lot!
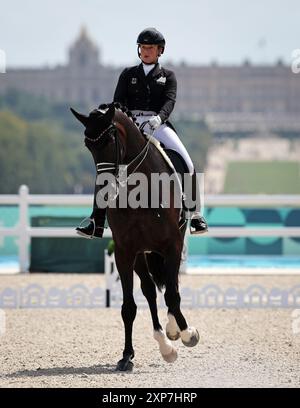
140,44,160,64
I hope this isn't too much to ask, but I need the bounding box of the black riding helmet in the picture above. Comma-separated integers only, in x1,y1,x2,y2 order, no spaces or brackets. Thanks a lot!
137,27,165,58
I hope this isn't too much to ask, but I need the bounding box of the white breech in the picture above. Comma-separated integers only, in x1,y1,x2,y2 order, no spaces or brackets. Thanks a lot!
133,111,195,175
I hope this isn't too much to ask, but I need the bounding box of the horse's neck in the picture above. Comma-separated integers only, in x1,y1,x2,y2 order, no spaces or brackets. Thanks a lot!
115,111,168,173
115,112,147,161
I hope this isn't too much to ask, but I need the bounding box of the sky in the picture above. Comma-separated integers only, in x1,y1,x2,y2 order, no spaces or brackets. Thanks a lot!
0,0,299,68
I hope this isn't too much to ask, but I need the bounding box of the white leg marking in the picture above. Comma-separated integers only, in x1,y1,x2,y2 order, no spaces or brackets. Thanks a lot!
166,313,180,341
154,329,178,363
181,326,200,347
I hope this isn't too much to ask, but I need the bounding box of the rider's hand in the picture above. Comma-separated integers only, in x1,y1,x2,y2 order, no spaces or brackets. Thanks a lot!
149,115,162,131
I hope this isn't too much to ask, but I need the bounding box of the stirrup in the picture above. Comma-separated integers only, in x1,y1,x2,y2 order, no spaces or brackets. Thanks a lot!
190,226,208,235
77,217,96,238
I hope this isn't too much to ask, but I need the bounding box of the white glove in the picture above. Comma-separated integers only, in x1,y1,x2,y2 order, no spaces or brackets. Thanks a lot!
148,115,162,131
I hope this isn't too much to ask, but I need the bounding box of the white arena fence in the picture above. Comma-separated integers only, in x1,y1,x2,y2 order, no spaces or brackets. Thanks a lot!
0,184,300,275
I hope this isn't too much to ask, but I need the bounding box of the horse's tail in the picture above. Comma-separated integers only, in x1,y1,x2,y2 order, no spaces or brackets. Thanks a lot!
145,252,168,292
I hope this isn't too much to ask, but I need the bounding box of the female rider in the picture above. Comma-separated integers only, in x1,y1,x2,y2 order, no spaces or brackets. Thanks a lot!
76,27,208,238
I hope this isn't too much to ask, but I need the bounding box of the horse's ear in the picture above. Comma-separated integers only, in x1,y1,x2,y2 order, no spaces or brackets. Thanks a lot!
104,103,115,123
70,107,89,127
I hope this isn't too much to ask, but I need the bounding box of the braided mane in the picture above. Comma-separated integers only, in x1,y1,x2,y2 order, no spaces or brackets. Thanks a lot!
98,102,138,126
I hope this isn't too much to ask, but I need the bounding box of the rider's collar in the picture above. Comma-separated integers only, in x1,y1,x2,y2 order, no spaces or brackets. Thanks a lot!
142,62,155,76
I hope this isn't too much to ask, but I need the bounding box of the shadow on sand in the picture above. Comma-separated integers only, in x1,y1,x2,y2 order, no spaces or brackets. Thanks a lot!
6,364,128,378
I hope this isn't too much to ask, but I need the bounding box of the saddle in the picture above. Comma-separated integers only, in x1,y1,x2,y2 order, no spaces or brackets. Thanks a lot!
144,134,188,227
163,149,189,177
164,149,189,229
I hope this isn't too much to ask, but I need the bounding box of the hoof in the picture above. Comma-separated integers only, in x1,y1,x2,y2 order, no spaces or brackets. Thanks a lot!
166,330,180,341
116,358,134,371
162,347,178,363
181,328,200,348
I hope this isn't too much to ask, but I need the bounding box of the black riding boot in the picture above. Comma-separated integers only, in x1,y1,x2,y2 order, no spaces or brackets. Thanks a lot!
185,170,208,235
76,180,107,239
76,208,106,239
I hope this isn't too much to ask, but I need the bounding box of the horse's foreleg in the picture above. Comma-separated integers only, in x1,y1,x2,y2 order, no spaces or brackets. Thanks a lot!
134,254,178,363
114,249,136,371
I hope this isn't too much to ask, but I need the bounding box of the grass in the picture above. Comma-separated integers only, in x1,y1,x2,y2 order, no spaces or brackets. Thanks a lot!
223,161,300,194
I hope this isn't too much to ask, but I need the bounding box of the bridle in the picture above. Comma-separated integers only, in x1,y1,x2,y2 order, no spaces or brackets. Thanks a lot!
84,124,115,143
85,118,154,191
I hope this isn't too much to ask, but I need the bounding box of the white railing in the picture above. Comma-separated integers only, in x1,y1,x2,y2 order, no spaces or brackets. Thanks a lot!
1,185,300,272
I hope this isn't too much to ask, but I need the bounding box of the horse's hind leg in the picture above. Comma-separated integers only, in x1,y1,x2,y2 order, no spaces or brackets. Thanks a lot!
134,254,162,332
164,247,200,348
134,253,178,363
114,248,136,371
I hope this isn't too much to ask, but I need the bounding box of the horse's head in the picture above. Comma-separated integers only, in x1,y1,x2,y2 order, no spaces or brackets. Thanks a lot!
70,103,115,140
70,103,119,164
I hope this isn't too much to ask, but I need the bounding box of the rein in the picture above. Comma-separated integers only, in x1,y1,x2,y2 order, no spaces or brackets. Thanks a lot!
94,120,154,189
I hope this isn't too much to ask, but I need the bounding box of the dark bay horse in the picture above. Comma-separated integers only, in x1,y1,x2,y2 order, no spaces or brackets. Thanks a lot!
71,103,199,371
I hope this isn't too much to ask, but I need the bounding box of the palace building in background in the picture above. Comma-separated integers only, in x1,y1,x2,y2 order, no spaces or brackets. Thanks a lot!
1,26,300,135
